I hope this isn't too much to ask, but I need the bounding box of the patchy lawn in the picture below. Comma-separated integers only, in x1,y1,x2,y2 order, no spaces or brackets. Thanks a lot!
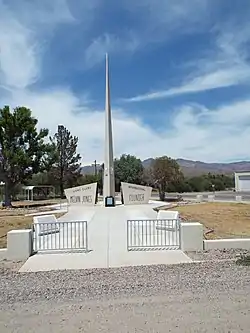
0,210,65,248
175,202,250,239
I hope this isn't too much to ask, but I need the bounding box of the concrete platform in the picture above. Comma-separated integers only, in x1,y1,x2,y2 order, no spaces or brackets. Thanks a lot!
19,201,192,272
19,250,191,272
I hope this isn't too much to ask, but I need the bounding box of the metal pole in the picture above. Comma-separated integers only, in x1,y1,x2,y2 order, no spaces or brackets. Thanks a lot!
94,160,97,176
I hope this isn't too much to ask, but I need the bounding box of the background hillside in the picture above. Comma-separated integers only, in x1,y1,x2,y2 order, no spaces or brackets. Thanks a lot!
81,158,250,177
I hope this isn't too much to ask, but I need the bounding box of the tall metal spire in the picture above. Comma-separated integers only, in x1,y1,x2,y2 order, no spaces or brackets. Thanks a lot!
103,53,115,201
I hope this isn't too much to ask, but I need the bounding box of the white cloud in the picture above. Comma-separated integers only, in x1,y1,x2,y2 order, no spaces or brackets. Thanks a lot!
82,0,212,67
1,0,250,165
6,86,250,163
124,20,250,103
0,7,38,88
84,33,139,68
125,66,250,102
122,0,211,37
0,0,75,89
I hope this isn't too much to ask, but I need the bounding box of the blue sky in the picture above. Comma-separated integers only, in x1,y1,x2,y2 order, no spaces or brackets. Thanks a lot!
1,0,250,164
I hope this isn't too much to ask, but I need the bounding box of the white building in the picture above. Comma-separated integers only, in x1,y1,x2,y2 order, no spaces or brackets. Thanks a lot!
234,172,250,192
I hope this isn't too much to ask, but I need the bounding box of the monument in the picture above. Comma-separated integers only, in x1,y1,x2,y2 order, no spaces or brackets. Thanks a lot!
103,53,116,207
64,183,97,206
121,182,152,205
64,54,152,207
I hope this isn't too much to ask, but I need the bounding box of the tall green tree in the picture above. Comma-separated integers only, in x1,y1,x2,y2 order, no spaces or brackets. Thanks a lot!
0,106,49,206
114,154,144,189
49,125,81,198
151,156,184,201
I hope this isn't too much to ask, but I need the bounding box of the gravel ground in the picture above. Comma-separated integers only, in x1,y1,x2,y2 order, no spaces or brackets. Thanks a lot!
0,260,250,332
186,248,250,261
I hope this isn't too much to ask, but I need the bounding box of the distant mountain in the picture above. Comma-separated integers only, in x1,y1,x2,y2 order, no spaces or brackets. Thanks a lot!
80,164,102,175
176,159,250,176
81,158,250,177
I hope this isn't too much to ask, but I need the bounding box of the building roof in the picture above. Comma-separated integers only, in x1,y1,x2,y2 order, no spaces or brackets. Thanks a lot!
234,171,250,174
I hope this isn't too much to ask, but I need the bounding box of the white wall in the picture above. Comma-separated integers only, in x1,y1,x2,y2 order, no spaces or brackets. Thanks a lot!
121,182,152,205
180,222,204,251
204,239,250,250
64,183,97,206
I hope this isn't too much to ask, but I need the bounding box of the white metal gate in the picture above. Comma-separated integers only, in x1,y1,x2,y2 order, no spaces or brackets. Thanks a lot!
33,220,88,253
127,219,180,251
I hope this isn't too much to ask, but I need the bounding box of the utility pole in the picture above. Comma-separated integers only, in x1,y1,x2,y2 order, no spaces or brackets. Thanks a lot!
58,124,64,199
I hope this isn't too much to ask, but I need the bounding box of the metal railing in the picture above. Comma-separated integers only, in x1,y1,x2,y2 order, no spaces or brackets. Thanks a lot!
127,219,180,251
33,220,88,253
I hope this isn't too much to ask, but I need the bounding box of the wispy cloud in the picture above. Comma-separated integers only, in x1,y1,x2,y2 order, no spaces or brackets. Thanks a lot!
124,22,250,102
82,0,212,68
0,0,75,89
124,66,250,102
84,32,139,68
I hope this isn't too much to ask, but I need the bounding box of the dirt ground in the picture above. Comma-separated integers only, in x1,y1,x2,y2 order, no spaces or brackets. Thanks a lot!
0,208,65,248
12,198,67,208
174,202,250,239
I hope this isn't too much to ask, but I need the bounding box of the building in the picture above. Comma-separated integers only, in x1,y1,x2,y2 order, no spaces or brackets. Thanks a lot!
234,172,250,192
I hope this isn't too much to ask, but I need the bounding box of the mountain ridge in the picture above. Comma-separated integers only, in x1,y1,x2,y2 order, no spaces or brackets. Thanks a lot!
81,158,250,177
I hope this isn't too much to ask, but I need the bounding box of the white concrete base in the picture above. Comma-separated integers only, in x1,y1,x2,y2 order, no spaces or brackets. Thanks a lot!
207,195,215,202
19,250,191,272
19,201,191,272
235,196,242,202
0,248,8,260
204,239,250,250
180,222,203,251
196,194,203,202
7,229,33,260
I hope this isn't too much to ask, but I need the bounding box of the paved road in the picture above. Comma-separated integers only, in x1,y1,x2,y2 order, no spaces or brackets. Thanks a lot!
151,191,250,202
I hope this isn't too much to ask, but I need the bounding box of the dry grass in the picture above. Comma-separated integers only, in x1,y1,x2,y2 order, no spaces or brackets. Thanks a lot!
11,198,67,208
0,210,65,248
175,202,250,239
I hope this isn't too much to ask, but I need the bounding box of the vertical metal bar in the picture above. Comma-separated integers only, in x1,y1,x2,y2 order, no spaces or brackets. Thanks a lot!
58,222,61,250
164,219,167,246
85,221,88,252
70,221,72,249
50,223,52,250
156,220,159,247
38,224,41,251
131,220,133,249
66,221,68,249
175,219,177,247
63,221,65,249
141,219,144,248
160,219,162,247
178,219,181,249
150,219,152,248
43,223,46,251
79,221,81,249
126,220,129,251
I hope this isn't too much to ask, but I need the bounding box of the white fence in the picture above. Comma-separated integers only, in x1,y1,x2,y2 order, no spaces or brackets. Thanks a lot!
33,219,88,253
127,219,180,251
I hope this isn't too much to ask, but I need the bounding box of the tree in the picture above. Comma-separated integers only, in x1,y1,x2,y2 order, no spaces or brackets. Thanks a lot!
114,154,144,189
0,106,49,206
49,125,81,198
151,156,184,201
